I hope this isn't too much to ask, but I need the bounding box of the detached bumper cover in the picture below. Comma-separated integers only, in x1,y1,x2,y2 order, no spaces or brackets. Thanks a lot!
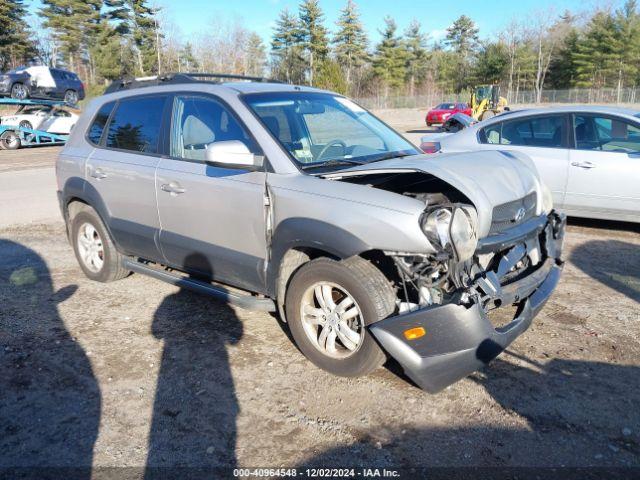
370,211,566,393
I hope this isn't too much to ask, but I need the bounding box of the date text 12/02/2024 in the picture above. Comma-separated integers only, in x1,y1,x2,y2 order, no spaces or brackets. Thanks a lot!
233,468,401,478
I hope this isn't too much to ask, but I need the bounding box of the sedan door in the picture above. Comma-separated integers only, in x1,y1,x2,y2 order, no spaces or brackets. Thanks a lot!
565,113,640,221
478,114,571,209
85,95,168,260
156,94,268,293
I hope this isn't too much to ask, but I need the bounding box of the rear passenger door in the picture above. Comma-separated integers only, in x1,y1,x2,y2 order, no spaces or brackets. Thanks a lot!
86,94,169,260
156,93,268,293
480,114,570,209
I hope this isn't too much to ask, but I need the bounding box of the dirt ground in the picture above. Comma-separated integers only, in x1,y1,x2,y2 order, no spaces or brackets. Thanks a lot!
1,217,639,477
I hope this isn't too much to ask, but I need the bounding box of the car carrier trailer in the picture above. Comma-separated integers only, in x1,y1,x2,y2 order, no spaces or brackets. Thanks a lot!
0,98,73,150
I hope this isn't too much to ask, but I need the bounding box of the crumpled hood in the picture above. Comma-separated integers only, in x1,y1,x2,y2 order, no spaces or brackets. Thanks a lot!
324,150,544,237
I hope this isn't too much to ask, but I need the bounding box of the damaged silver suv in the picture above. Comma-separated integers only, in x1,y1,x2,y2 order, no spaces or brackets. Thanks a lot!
56,73,565,392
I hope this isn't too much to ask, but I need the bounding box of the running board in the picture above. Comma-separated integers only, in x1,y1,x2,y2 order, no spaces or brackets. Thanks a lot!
123,259,275,312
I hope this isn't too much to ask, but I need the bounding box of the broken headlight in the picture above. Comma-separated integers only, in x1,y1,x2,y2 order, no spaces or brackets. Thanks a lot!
421,206,478,261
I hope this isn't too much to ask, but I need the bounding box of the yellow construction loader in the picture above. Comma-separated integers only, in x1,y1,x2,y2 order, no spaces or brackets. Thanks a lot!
470,85,508,121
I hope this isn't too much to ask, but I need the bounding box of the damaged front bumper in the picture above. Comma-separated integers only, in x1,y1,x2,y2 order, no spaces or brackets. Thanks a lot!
370,211,566,393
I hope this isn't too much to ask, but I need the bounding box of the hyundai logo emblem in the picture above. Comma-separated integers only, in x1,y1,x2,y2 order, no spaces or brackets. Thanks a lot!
514,207,526,222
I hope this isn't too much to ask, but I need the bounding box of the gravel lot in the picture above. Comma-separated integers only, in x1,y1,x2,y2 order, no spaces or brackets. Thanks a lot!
0,119,639,477
1,218,638,476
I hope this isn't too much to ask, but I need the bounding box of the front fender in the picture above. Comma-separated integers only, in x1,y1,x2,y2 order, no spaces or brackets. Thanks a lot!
266,217,371,297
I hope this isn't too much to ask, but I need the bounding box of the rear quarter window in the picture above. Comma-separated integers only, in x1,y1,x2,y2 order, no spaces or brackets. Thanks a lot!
87,101,115,145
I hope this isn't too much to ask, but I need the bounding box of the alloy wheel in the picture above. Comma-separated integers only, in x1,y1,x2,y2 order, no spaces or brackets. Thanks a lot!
300,282,365,359
77,222,105,273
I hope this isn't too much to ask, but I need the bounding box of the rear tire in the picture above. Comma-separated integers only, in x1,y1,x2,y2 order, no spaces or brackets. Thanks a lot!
285,257,396,377
70,206,130,282
64,89,78,105
19,120,33,130
0,131,21,150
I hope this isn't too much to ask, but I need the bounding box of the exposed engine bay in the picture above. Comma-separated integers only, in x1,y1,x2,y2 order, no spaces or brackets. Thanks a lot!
330,170,563,318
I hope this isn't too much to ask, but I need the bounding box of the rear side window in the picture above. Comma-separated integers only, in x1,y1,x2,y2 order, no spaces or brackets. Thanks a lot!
87,101,115,145
105,96,166,153
481,115,564,148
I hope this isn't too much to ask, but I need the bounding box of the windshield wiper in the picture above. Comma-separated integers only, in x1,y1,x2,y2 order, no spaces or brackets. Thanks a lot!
367,151,414,164
300,158,367,170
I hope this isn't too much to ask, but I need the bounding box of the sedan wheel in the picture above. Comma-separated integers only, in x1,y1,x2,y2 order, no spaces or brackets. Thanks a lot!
10,83,28,100
19,120,33,130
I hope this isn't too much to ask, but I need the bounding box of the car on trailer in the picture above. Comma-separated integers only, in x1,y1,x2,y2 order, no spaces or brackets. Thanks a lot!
0,103,78,133
0,98,73,150
0,66,85,104
56,73,566,392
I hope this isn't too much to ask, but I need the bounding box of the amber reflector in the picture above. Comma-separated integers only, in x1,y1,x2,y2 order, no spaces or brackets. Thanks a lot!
403,327,426,340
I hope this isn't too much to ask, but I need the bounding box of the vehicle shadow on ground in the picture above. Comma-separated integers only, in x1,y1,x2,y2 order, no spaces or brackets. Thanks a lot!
570,239,640,303
144,253,243,478
296,353,640,469
0,239,99,478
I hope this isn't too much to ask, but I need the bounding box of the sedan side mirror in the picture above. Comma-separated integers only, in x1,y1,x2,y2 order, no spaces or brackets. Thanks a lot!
205,140,263,170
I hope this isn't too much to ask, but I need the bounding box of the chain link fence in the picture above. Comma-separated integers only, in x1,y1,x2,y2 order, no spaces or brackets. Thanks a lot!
355,88,640,109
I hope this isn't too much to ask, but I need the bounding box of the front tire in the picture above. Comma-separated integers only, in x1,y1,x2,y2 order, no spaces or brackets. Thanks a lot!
70,206,130,282
19,120,33,130
10,83,28,100
285,257,396,377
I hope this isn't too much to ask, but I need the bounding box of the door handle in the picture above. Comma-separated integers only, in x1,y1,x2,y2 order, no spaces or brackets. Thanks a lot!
90,168,107,179
571,161,595,169
160,182,186,195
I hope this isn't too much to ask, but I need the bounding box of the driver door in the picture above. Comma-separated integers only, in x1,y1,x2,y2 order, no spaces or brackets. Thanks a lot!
156,94,268,292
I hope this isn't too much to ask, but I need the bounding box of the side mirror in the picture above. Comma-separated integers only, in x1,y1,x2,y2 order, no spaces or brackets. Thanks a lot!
205,140,263,170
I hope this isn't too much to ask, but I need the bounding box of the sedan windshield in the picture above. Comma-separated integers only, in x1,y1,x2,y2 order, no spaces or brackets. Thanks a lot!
244,92,419,169
436,103,456,110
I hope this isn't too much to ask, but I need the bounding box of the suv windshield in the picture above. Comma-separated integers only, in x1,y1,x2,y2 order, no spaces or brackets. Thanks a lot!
244,92,419,169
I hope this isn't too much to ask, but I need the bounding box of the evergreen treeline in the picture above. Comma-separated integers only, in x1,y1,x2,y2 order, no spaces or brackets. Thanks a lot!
1,0,639,100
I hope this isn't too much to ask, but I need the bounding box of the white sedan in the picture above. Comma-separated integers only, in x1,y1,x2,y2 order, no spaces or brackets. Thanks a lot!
425,106,640,223
0,105,78,134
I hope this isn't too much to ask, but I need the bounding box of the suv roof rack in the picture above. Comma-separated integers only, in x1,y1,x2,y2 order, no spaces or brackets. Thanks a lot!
105,72,282,94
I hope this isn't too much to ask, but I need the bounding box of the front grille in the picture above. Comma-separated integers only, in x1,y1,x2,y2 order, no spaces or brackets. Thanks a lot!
489,192,537,235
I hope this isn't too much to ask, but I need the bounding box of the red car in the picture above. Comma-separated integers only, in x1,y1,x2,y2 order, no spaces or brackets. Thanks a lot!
426,102,472,126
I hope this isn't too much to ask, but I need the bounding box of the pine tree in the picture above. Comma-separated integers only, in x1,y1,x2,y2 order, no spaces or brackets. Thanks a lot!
0,0,35,70
179,42,198,72
298,0,329,85
613,0,640,96
445,15,479,91
315,59,348,94
245,33,267,77
40,0,102,72
125,0,159,76
333,0,368,84
91,23,127,82
403,19,428,95
271,8,305,83
473,41,509,84
372,16,407,91
573,11,619,88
